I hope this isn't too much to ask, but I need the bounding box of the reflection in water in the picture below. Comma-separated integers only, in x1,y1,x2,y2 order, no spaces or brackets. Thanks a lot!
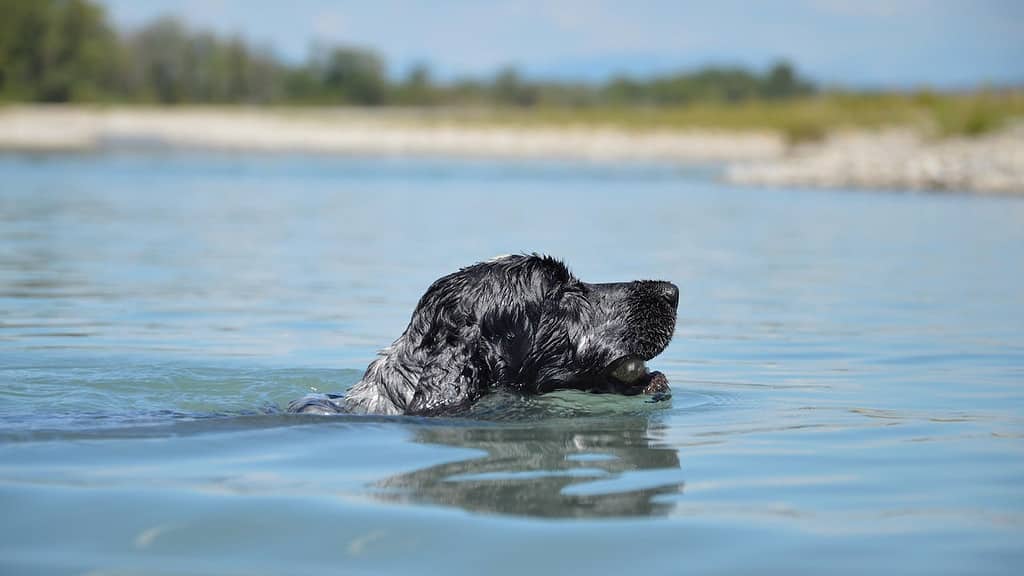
374,416,684,518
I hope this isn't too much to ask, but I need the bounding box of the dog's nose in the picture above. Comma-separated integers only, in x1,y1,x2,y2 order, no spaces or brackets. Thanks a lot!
657,282,679,309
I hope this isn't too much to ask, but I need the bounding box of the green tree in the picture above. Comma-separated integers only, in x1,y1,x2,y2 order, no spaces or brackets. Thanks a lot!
0,0,50,99
0,0,118,101
318,46,388,105
126,17,190,103
763,60,814,99
493,65,538,107
396,62,436,105
0,0,820,107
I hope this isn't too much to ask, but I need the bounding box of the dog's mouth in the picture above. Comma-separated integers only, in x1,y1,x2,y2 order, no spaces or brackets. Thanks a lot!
601,356,671,398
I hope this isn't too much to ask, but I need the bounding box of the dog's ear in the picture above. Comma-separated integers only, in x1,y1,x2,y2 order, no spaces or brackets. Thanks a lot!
406,332,485,415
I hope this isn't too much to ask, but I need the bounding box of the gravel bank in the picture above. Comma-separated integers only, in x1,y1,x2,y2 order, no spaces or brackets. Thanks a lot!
727,126,1024,195
3,106,1021,194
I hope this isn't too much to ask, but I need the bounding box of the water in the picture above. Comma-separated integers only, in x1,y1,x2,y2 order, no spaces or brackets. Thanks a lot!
1,151,1022,575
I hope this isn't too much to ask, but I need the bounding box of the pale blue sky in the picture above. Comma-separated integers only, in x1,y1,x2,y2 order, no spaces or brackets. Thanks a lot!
98,0,1023,88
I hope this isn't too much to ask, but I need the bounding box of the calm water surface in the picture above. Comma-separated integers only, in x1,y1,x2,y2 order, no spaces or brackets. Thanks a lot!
1,152,1022,575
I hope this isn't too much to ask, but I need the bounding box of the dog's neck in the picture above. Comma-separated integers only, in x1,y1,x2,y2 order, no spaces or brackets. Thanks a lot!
341,336,419,415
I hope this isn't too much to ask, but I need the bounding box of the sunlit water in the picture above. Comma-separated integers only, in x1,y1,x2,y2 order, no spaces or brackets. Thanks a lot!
1,151,1022,575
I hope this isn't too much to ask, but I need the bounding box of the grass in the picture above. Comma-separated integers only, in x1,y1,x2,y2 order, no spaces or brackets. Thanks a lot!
7,90,1022,146
389,90,1024,144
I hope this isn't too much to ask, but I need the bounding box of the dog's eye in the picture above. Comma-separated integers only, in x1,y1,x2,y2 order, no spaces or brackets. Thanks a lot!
609,357,647,383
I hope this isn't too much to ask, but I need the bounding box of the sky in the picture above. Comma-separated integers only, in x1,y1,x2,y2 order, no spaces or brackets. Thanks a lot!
97,0,1024,89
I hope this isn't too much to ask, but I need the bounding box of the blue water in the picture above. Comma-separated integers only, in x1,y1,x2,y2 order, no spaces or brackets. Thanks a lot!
1,151,1022,575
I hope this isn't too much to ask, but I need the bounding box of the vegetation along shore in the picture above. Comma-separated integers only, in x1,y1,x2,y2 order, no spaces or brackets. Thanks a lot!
1,0,1021,194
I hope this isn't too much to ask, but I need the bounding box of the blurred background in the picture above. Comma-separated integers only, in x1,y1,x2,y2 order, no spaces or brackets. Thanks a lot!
0,0,1022,142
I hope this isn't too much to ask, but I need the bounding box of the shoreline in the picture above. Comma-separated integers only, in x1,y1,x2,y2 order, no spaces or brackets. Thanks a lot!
1,105,1022,195
0,106,783,162
726,126,1024,195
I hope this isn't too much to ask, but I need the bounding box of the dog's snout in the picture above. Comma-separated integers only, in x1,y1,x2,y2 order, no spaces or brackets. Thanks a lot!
657,282,679,309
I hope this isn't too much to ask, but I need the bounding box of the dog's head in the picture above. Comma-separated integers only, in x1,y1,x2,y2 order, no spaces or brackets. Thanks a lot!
362,254,677,415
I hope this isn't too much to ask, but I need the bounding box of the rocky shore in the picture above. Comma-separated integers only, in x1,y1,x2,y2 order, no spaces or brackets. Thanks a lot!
1,106,1022,194
727,126,1024,195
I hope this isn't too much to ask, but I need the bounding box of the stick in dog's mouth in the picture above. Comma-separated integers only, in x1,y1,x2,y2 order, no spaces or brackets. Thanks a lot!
603,356,671,398
641,370,670,396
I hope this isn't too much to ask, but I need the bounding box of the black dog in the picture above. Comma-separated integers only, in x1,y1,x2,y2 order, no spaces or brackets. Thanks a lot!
289,254,678,416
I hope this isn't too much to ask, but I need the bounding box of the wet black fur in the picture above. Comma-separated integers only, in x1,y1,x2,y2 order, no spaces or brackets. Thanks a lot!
289,254,678,416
